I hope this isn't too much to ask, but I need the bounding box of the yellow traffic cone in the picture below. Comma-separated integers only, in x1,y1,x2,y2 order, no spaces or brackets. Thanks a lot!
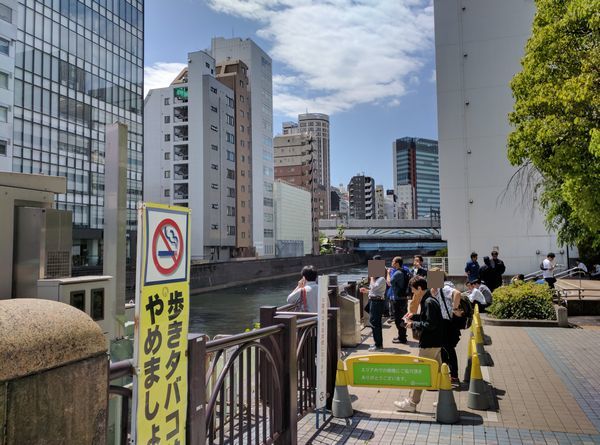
473,321,493,366
332,359,353,418
463,336,473,383
467,351,489,410
473,306,492,345
436,363,459,424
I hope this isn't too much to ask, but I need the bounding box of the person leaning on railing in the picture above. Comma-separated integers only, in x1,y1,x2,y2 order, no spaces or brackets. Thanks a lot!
286,265,320,312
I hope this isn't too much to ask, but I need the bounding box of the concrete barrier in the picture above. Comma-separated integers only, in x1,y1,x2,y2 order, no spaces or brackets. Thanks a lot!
0,299,108,445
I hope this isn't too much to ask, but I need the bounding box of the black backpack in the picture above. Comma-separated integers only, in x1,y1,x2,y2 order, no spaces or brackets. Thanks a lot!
540,262,547,270
456,294,473,329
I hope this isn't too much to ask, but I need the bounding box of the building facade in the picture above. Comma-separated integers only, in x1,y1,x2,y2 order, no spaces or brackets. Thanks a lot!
273,180,312,256
434,0,564,275
375,185,385,219
348,174,375,220
384,189,398,219
216,59,254,258
393,137,440,219
144,51,237,261
273,132,320,254
211,37,275,257
4,0,144,266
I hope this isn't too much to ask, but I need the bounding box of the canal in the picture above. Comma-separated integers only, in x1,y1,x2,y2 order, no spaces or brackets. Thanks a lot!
189,265,367,337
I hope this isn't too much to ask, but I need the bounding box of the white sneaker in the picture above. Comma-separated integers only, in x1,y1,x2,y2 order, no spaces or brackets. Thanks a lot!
368,345,382,352
394,399,417,413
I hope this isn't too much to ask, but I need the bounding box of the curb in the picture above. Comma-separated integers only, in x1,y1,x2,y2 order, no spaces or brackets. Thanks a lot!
481,314,559,327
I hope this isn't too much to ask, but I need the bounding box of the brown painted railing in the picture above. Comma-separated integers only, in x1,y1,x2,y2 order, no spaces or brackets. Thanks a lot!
108,283,341,445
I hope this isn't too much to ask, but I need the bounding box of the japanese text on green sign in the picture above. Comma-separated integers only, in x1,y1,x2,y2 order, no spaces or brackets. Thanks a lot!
353,363,432,387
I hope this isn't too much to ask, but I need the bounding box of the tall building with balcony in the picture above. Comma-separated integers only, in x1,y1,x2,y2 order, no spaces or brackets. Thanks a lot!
282,113,330,213
434,0,562,274
211,37,275,257
273,133,320,254
348,174,375,220
4,0,144,265
216,59,254,258
393,137,440,219
144,51,237,261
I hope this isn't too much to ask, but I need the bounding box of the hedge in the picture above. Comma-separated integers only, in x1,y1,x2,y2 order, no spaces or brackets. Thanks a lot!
487,281,556,320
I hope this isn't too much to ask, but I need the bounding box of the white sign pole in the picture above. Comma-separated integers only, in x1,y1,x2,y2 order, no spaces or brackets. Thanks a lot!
315,274,329,413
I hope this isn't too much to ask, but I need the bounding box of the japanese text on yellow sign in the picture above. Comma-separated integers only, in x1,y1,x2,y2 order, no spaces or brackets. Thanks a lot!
133,202,190,445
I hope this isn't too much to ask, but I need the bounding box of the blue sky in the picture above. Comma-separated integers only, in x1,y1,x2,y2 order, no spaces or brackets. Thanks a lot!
144,0,437,190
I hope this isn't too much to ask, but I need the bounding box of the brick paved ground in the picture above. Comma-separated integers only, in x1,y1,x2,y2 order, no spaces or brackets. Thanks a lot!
297,317,600,444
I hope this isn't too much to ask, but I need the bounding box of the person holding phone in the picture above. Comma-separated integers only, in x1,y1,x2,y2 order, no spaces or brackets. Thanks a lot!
286,265,319,312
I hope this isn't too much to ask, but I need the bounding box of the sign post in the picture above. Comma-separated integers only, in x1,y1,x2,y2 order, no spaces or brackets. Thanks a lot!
132,202,191,444
315,275,329,426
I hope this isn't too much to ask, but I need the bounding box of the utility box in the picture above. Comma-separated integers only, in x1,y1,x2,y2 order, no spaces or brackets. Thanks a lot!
37,275,113,338
339,294,362,347
12,207,72,298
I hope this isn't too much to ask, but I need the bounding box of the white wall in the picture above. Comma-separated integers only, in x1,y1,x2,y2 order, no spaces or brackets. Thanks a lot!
434,0,567,275
274,181,312,255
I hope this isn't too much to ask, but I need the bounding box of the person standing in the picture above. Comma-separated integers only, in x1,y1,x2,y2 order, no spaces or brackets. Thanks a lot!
388,256,410,344
434,282,462,385
479,256,494,288
412,255,428,277
490,250,506,290
360,272,387,351
286,265,320,312
465,252,480,282
542,253,557,288
394,276,444,412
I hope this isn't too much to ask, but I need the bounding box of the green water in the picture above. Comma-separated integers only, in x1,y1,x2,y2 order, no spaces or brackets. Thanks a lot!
189,265,367,338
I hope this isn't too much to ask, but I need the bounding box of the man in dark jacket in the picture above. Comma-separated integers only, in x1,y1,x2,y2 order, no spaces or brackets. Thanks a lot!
489,250,506,290
394,275,444,413
388,256,410,344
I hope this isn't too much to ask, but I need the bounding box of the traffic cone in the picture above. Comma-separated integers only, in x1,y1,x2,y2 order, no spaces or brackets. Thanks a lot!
473,305,492,345
473,321,493,366
436,363,459,424
332,359,353,418
467,351,489,410
463,336,473,383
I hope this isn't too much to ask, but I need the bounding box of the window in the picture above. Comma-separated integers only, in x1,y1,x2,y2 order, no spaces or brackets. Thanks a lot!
241,232,246,239
239,80,244,87
70,290,85,312
241,217,246,223
226,150,235,162
211,105,217,112
264,229,274,238
211,203,219,209
0,71,7,89
164,115,170,123
210,86,218,94
211,164,218,170
0,38,6,56
264,198,273,207
240,170,245,176
226,96,234,107
239,95,244,103
211,183,219,190
227,226,236,236
91,289,104,321
164,170,170,178
241,185,246,192
211,144,218,151
265,213,273,222
240,125,245,133
226,169,235,179
0,4,11,23
164,152,170,160
0,139,6,156
227,206,235,216
227,187,235,198
211,224,218,230
205,62,211,69
241,201,245,208
210,125,218,132
226,133,235,144
164,134,170,142
164,189,170,197
226,114,234,125
164,98,170,105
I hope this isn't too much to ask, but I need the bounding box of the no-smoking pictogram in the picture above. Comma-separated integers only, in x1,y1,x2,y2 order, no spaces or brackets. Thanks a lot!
152,218,184,276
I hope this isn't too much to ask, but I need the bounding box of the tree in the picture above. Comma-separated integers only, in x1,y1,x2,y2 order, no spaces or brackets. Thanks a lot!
507,0,600,248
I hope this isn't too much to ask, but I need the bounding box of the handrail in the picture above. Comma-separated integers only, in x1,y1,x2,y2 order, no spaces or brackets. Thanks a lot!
206,324,284,353
109,359,135,380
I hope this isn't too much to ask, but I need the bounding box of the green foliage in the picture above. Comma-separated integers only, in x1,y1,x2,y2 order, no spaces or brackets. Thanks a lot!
507,0,600,249
435,247,448,257
487,281,556,320
336,225,346,239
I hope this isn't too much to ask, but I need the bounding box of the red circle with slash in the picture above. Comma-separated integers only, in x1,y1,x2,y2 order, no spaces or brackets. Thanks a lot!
152,218,184,275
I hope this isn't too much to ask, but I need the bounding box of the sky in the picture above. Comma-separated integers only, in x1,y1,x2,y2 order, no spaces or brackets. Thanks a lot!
144,0,438,191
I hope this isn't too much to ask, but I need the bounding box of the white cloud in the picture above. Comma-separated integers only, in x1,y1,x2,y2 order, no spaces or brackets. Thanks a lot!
207,0,434,116
144,62,187,97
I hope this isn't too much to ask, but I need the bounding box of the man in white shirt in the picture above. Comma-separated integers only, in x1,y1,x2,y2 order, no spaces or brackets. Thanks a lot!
542,253,557,288
466,280,487,312
476,280,493,306
360,265,387,351
287,266,320,312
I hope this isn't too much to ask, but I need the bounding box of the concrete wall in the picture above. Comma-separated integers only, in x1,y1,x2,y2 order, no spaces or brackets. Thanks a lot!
434,0,565,276
274,180,312,255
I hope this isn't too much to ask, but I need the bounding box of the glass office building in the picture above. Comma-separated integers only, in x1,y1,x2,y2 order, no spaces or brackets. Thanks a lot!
10,0,143,265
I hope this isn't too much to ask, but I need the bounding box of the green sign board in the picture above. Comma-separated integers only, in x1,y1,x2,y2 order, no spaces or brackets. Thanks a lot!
174,86,188,101
353,362,432,387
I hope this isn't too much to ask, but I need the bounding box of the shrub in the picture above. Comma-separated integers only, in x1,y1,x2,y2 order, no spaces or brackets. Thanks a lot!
487,281,556,320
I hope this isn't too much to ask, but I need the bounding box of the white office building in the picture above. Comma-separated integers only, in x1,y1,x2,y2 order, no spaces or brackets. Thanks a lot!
144,51,237,261
211,37,275,257
273,180,312,256
434,0,566,275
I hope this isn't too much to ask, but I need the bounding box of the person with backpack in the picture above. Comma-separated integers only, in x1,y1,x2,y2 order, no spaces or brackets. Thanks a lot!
388,256,411,344
394,275,444,413
286,265,320,311
434,279,464,384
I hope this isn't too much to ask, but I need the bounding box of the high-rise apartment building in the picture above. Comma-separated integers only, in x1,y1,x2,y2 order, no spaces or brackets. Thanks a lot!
282,113,330,213
211,37,275,257
5,0,144,265
273,133,321,254
348,174,375,220
216,59,254,258
384,189,398,219
434,0,563,274
393,137,439,219
375,185,385,219
144,51,237,261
